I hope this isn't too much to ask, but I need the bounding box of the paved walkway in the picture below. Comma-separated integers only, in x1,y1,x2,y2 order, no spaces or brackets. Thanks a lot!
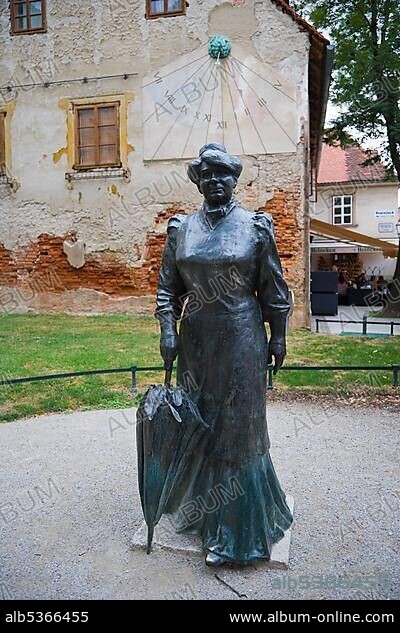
311,306,400,336
0,404,399,600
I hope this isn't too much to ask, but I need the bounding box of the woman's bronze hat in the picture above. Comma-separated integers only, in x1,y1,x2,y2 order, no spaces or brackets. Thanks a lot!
188,143,243,186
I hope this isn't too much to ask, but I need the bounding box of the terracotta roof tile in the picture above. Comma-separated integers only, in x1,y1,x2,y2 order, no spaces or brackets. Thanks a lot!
318,143,387,184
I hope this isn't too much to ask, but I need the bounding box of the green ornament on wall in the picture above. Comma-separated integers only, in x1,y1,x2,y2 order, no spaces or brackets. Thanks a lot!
208,35,232,61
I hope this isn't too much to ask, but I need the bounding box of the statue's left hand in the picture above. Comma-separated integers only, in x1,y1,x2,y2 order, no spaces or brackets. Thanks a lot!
268,340,286,375
160,331,179,369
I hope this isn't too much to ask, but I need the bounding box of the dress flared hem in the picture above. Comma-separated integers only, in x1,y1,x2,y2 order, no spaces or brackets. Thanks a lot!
166,450,293,565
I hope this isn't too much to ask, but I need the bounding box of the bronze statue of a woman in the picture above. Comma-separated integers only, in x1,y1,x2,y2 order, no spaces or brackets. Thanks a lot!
155,143,293,567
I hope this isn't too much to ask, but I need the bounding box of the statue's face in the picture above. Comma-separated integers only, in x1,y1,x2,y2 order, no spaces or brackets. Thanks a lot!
199,163,237,206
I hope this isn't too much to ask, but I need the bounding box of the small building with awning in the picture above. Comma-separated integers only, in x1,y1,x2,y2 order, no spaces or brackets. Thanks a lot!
311,144,399,282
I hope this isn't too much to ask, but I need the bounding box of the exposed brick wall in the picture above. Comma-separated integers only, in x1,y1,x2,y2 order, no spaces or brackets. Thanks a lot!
259,189,304,278
0,206,187,297
144,205,187,290
0,244,18,285
0,198,308,325
258,185,308,326
153,205,186,227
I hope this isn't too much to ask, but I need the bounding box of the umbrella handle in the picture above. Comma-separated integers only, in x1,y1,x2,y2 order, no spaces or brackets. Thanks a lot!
164,363,173,388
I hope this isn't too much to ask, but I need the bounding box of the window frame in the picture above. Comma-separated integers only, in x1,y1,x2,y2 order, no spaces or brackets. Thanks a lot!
145,0,186,19
73,102,121,171
10,0,47,36
332,194,353,226
0,112,6,175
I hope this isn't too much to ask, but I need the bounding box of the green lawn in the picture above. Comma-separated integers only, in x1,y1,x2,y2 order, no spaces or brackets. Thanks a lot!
0,314,399,422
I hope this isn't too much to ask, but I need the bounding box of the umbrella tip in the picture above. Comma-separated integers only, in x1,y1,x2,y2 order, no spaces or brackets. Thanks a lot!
147,525,154,555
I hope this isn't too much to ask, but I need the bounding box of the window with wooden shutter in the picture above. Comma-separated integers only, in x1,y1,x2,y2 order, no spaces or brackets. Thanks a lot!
74,103,120,170
11,0,46,35
0,113,6,176
146,0,185,19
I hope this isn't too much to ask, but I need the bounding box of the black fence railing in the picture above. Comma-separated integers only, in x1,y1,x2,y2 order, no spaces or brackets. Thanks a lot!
267,365,399,389
1,363,399,390
315,316,400,336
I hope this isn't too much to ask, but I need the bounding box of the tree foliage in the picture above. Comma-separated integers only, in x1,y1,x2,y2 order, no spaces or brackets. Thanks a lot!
292,0,400,179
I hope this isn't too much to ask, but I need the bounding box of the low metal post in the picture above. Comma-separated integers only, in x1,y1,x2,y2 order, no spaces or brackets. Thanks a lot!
316,319,320,334
131,365,137,393
267,365,274,390
390,321,394,337
392,365,399,389
362,316,367,336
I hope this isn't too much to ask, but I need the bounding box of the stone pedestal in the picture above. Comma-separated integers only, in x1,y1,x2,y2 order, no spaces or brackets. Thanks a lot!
131,496,294,569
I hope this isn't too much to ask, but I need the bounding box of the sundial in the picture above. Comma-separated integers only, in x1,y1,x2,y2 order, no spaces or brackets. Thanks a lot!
143,36,298,161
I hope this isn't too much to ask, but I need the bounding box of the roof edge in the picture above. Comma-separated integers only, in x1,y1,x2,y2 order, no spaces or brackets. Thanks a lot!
318,179,399,187
270,0,329,45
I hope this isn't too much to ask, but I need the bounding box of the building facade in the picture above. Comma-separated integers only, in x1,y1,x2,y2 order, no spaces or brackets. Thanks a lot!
0,0,330,327
311,144,399,281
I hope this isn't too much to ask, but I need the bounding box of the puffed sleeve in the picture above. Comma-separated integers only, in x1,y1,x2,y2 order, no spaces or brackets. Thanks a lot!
253,211,290,324
155,214,187,325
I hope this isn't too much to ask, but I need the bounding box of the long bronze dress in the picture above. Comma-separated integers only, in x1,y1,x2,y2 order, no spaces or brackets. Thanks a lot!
155,198,293,564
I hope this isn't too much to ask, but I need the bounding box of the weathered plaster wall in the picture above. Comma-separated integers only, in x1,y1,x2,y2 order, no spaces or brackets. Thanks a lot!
0,0,311,327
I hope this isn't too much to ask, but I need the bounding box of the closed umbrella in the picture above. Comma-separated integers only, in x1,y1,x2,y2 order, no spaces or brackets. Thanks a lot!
136,364,209,554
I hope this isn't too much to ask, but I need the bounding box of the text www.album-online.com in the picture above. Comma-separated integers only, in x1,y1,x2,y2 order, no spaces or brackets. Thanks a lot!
229,612,395,624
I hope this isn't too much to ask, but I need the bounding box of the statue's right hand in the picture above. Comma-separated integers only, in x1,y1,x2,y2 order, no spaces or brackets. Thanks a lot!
160,332,179,368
